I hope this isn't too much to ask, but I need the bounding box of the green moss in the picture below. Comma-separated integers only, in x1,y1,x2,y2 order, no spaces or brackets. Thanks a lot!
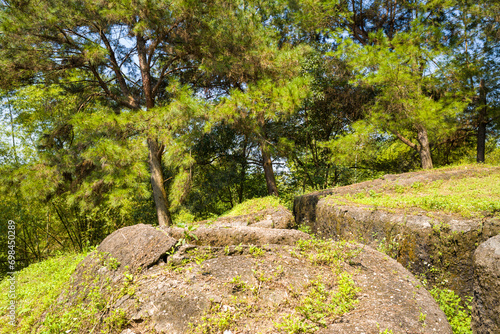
222,196,283,217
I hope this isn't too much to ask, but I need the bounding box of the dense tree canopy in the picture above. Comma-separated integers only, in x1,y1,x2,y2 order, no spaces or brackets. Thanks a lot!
1,0,499,271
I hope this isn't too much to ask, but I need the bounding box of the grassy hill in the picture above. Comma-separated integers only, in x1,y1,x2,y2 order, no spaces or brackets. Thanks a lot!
326,164,500,219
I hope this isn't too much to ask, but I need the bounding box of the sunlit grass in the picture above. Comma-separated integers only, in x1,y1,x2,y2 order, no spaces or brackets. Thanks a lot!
221,196,283,217
0,252,86,333
328,169,500,218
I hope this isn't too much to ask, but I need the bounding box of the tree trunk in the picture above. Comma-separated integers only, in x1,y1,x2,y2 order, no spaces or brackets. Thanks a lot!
416,126,433,169
260,142,279,196
391,129,432,169
138,33,172,226
257,112,279,197
477,121,487,163
147,138,172,227
238,139,248,203
477,79,487,163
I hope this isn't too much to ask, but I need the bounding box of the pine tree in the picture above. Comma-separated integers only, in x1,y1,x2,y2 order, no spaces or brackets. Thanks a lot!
0,0,280,226
211,46,311,196
336,6,467,169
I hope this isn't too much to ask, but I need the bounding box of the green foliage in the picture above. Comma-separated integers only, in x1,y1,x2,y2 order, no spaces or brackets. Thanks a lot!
273,238,362,333
38,252,137,333
189,299,250,334
175,223,200,246
430,287,472,334
189,238,362,334
334,12,469,169
275,313,319,334
292,238,362,268
1,0,500,300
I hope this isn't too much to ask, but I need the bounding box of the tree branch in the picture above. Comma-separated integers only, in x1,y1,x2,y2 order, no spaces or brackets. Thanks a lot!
95,24,138,108
151,55,180,98
88,64,139,111
390,129,419,151
147,18,184,61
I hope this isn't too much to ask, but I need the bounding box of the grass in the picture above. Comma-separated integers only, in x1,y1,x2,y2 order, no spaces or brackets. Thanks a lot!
0,250,138,334
328,168,500,218
221,196,283,217
0,252,87,333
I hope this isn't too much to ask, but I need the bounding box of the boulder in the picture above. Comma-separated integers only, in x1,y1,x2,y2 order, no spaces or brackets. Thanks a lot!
64,224,177,309
472,234,500,334
200,206,295,229
163,225,310,247
319,246,451,334
95,223,177,273
71,239,452,333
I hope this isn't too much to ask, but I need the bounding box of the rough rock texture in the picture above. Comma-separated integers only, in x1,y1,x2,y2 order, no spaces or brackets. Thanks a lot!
199,206,295,229
95,223,177,273
472,234,500,334
70,237,452,334
318,246,451,334
65,224,177,307
312,203,500,299
163,225,310,246
293,167,500,300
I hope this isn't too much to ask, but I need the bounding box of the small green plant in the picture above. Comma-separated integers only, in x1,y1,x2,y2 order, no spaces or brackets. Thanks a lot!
187,247,215,265
189,298,254,334
234,243,244,253
189,302,238,333
293,238,362,268
419,312,427,327
225,275,249,292
275,313,319,334
175,223,200,245
104,256,121,270
377,323,394,334
430,287,472,334
376,237,400,257
249,245,265,257
104,308,128,332
298,224,312,234
411,181,423,190
275,273,360,333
